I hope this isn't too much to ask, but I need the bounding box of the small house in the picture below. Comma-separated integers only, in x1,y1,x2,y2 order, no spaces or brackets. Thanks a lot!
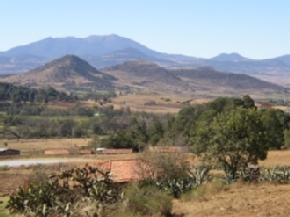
80,150,92,154
0,148,20,156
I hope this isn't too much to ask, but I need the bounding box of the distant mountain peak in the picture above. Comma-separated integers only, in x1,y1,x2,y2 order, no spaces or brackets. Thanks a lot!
211,52,247,61
122,60,159,67
106,60,166,73
1,54,115,91
46,54,95,69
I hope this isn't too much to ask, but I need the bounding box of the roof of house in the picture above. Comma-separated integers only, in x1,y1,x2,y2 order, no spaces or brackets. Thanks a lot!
102,149,132,154
80,150,92,154
0,148,9,152
44,149,69,155
96,147,105,151
110,160,141,182
94,160,142,182
0,148,20,153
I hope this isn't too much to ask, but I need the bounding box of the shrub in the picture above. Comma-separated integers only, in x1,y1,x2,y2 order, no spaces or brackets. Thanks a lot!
6,164,124,217
123,184,173,217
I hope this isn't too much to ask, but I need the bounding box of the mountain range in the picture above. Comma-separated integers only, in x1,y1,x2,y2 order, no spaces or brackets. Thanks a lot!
0,34,289,88
1,53,283,99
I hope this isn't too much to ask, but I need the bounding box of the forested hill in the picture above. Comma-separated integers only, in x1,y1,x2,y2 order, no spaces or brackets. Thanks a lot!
0,82,76,103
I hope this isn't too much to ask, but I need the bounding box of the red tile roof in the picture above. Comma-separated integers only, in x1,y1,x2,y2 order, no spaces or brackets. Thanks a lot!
110,160,141,182
93,160,145,182
80,150,92,154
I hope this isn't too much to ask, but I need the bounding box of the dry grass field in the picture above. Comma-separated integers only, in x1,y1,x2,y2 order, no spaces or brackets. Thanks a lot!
110,94,212,114
173,182,290,217
0,138,89,155
1,147,290,216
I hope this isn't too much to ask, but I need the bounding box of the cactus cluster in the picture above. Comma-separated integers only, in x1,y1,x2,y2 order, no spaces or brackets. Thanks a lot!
6,164,124,217
240,165,290,183
259,166,290,183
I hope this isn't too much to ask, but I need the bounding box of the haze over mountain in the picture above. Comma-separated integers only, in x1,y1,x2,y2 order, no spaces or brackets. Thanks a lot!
87,47,177,68
0,34,160,59
0,34,290,87
0,52,284,98
102,60,283,97
210,53,248,61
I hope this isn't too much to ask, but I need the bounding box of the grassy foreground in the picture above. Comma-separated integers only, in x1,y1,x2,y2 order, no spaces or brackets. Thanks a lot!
0,197,9,217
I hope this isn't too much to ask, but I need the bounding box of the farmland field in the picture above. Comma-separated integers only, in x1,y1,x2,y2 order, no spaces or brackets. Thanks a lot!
110,94,213,114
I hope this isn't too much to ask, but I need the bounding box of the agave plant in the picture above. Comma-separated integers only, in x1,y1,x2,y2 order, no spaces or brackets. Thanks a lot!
260,166,290,183
154,164,211,198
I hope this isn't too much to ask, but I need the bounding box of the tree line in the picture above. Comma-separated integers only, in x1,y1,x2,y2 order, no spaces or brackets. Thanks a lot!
0,82,77,103
102,95,286,150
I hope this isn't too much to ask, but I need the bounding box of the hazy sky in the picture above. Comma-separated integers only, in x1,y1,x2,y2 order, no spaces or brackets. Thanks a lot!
1,0,289,59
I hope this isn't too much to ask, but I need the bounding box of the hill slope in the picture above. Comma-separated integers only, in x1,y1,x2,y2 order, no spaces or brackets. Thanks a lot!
102,61,283,97
0,55,115,91
0,34,159,59
1,35,290,87
170,67,282,90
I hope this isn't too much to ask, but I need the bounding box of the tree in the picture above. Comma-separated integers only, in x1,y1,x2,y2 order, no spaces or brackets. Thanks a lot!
261,109,284,150
148,119,164,145
191,108,269,182
242,95,256,109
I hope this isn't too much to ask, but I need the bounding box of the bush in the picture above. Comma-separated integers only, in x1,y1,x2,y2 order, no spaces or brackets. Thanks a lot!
6,164,124,217
123,184,173,216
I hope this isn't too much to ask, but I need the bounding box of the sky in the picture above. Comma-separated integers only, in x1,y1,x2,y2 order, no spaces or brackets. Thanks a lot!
0,0,289,59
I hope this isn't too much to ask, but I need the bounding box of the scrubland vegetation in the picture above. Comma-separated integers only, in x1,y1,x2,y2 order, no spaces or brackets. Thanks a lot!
1,82,290,216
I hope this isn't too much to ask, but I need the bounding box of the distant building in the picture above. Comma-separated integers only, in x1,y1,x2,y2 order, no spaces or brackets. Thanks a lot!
0,148,20,156
80,150,92,154
96,147,106,154
95,160,141,182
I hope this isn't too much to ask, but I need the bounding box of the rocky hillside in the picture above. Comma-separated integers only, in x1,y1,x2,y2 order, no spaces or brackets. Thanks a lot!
0,55,115,91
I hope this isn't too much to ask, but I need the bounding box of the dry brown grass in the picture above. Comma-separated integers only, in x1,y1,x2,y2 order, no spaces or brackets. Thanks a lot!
173,182,290,217
0,138,89,154
259,150,290,166
2,149,290,216
111,94,211,114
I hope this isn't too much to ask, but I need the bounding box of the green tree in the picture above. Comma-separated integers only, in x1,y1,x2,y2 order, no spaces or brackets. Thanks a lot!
191,108,269,182
242,95,256,109
148,119,164,145
261,109,284,150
